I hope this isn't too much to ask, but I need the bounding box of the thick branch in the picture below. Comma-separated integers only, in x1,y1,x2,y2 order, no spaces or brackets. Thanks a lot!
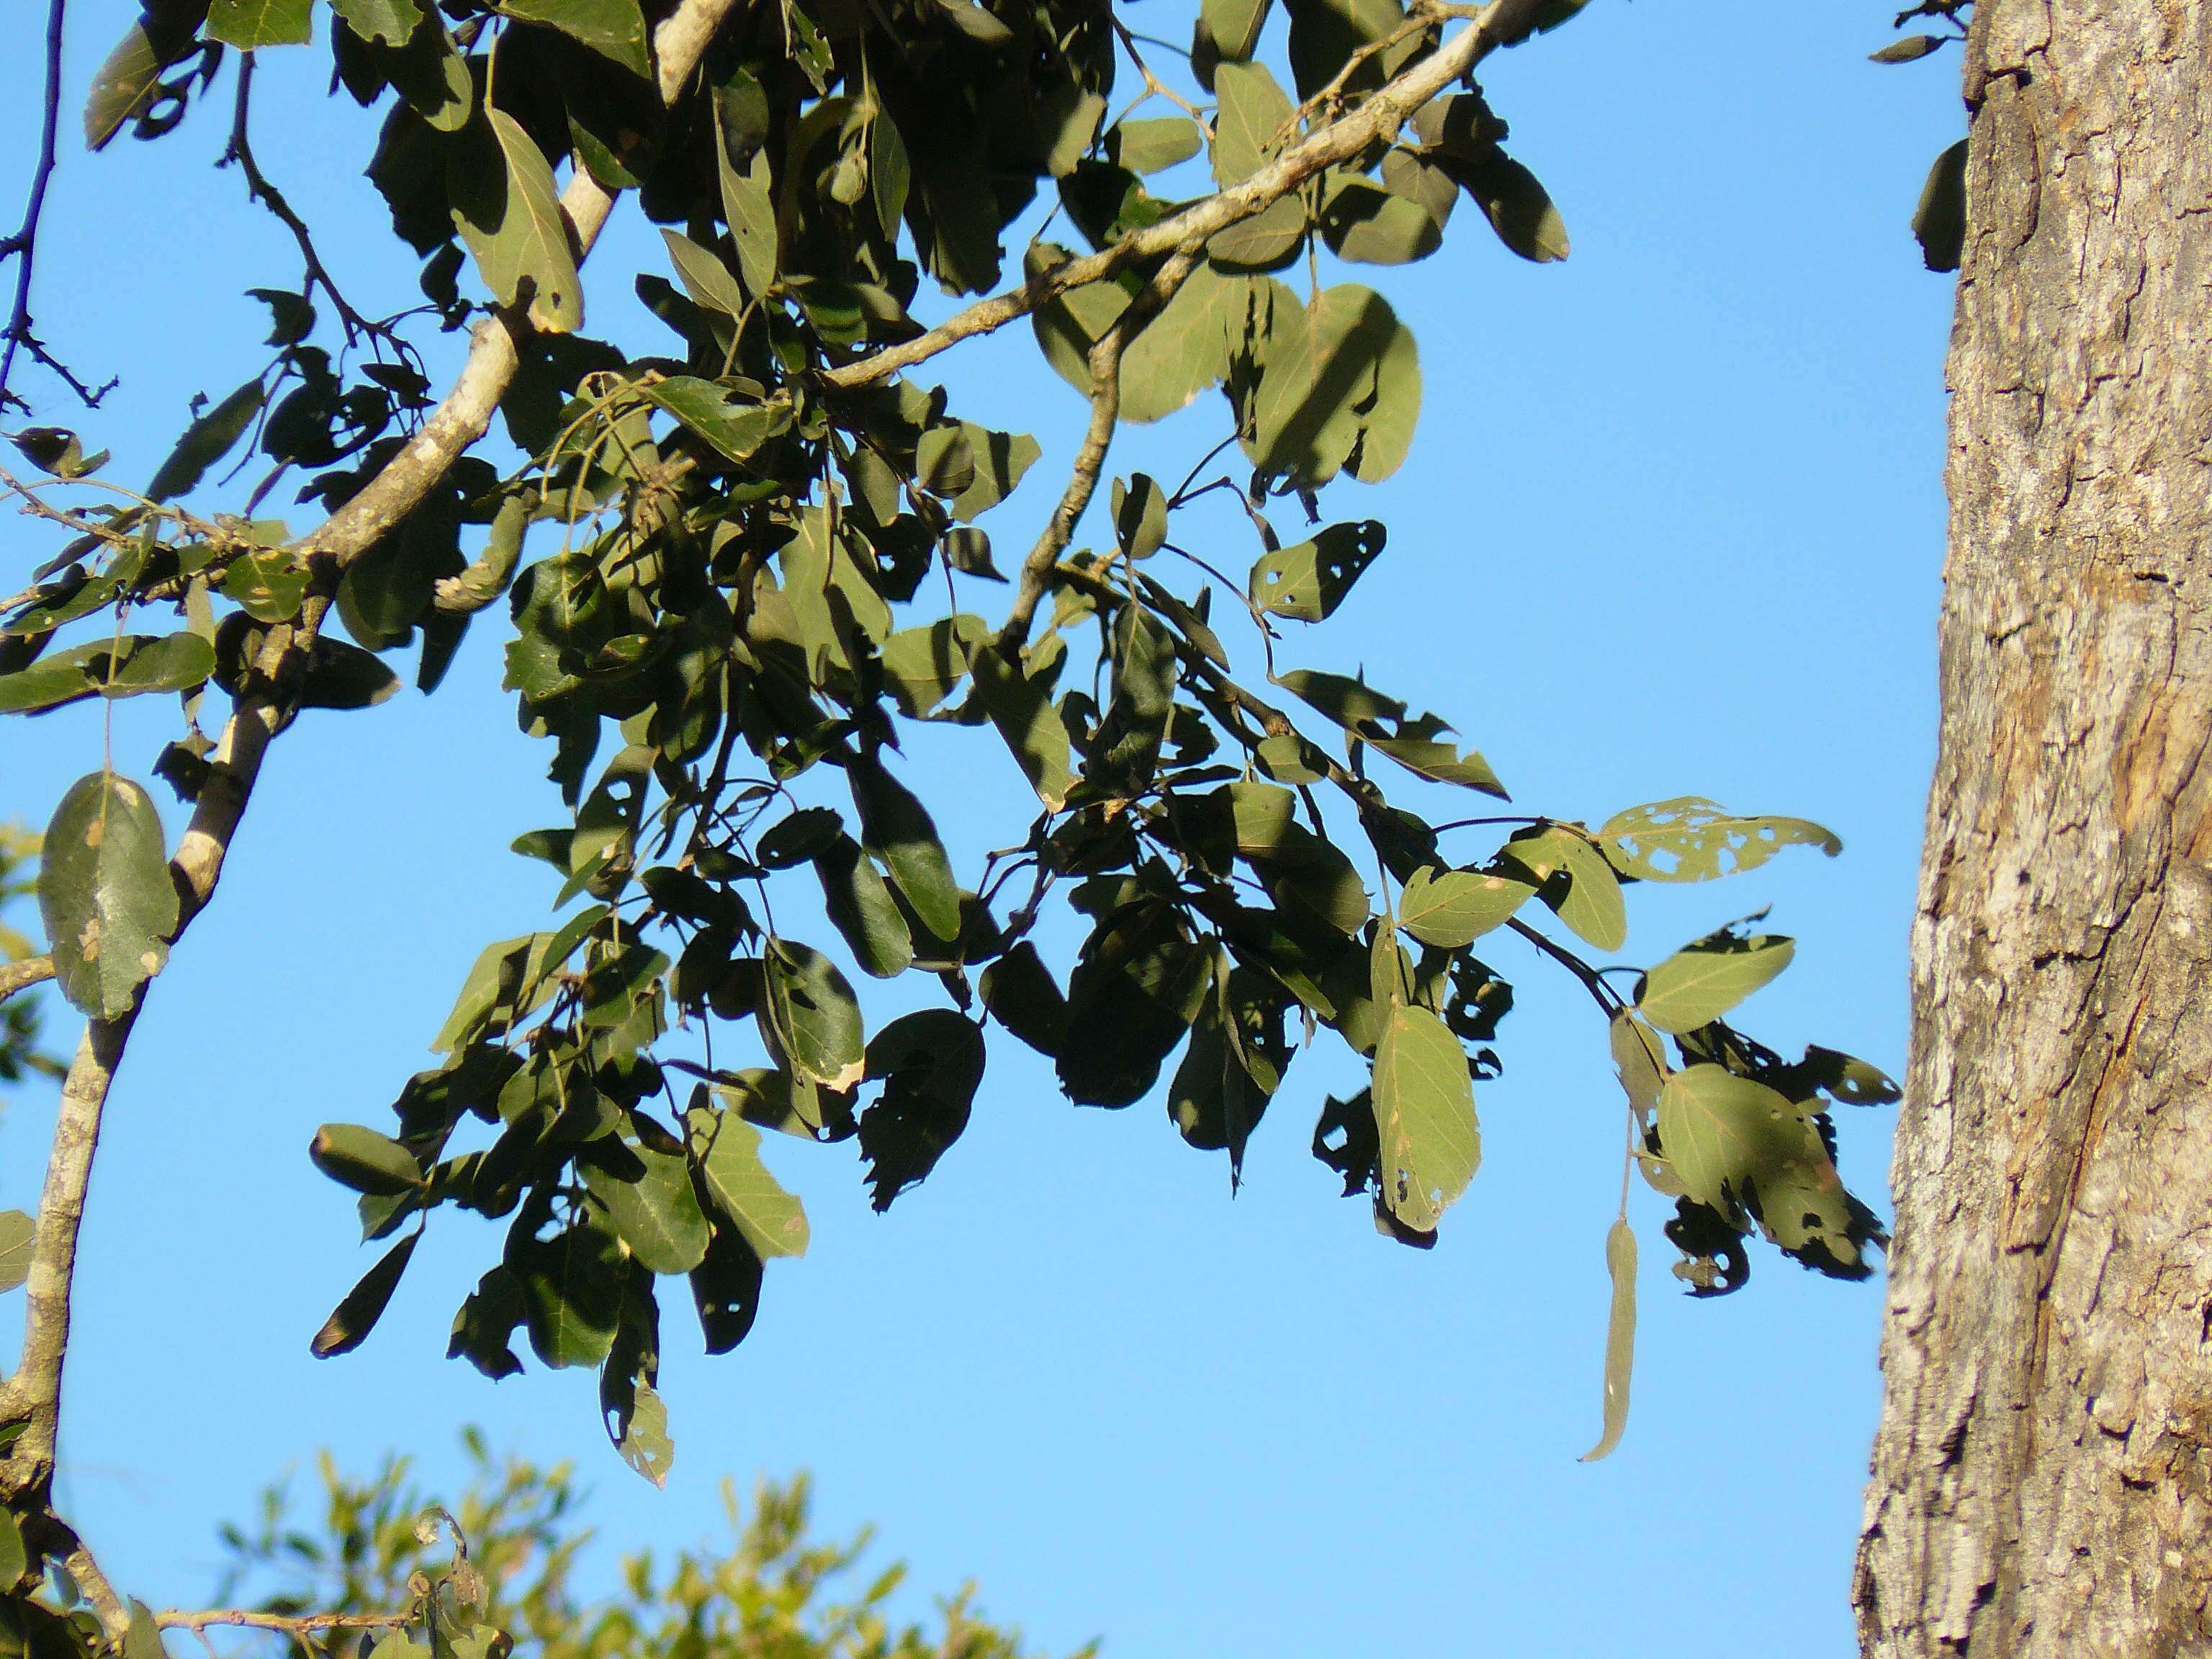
825,0,1536,396
0,956,53,1004
301,0,743,569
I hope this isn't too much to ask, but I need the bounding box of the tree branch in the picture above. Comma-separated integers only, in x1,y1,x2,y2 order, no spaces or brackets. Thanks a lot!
1,0,112,415
0,4,747,1633
156,1611,415,1635
301,0,744,570
0,956,53,1004
825,0,1534,397
997,248,1200,654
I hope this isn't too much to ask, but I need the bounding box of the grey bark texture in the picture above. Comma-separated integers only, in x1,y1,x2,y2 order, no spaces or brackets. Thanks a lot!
1856,2,2212,1655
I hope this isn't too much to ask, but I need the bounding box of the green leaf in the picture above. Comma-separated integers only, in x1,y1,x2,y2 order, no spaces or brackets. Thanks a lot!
0,1509,25,1591
503,0,649,75
764,940,866,1089
1636,932,1794,1034
637,377,785,462
1598,797,1841,883
1246,284,1421,487
1609,1011,1668,1118
1578,1218,1637,1462
1871,33,1944,62
1371,999,1479,1233
451,108,585,333
331,0,423,45
300,637,402,709
310,1124,422,1196
1501,827,1625,953
1321,171,1447,268
221,549,310,622
966,644,1072,810
1396,866,1533,948
850,755,963,941
0,634,215,714
661,229,748,316
1208,196,1306,269
1914,138,1969,274
511,1213,624,1368
948,427,1041,522
714,141,779,300
1112,472,1167,559
1212,60,1294,186
1112,117,1202,175
686,1105,810,1258
1462,151,1571,263
147,379,265,503
85,1,207,151
581,1120,710,1274
1250,520,1382,621
812,834,915,979
0,1210,33,1295
206,0,313,50
310,1231,421,1357
39,773,179,1019
859,1010,986,1210
1200,0,1272,63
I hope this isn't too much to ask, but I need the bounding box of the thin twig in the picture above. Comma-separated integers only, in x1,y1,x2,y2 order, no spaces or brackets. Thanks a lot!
998,248,1200,654
156,1611,416,1635
0,956,53,1005
0,0,112,414
221,55,383,348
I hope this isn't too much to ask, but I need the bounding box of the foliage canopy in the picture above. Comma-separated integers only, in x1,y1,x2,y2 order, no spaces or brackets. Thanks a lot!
0,0,1927,1649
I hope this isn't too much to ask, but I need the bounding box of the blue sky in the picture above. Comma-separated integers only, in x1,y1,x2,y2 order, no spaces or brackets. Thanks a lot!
1,3,1958,1654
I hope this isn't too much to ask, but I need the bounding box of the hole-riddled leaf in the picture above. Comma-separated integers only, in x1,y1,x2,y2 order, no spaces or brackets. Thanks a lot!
1250,521,1383,621
1599,797,1841,884
614,1375,674,1487
1579,1218,1637,1462
859,1010,986,1210
39,773,179,1020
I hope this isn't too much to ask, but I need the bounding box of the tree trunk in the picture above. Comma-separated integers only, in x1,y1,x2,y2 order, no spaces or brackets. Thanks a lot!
1856,3,2212,1654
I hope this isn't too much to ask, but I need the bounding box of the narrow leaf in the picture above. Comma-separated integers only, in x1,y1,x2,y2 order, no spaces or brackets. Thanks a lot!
1579,1218,1637,1462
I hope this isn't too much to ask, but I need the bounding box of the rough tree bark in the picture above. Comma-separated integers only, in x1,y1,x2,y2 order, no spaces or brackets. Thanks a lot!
1856,2,2212,1654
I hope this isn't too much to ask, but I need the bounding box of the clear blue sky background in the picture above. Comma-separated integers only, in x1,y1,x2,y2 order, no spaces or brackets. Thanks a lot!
1,3,1958,1654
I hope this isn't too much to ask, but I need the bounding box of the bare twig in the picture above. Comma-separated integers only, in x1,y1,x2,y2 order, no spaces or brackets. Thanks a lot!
221,55,383,348
0,0,112,414
156,1611,416,1635
0,956,53,1004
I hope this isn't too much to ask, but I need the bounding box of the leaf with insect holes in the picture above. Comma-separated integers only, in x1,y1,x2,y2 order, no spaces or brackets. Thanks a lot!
1250,521,1384,621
